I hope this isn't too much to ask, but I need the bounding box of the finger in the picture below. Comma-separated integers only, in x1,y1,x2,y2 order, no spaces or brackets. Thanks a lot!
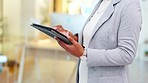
55,37,61,43
56,37,67,48
67,34,77,45
55,25,62,27
66,31,69,37
58,41,66,49
53,26,58,30
56,38,64,47
58,40,72,53
54,25,62,28
54,25,63,30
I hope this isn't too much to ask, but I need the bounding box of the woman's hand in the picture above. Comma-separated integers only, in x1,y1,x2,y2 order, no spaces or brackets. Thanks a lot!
55,32,84,57
54,25,78,41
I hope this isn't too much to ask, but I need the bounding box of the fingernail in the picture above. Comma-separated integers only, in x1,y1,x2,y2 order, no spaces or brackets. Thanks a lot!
66,32,69,38
67,35,70,38
54,26,57,29
54,36,56,39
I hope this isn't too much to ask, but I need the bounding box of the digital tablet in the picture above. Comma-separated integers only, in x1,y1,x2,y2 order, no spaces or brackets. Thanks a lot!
31,23,73,45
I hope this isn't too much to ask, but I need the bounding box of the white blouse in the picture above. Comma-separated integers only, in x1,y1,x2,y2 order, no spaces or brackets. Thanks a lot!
79,0,112,83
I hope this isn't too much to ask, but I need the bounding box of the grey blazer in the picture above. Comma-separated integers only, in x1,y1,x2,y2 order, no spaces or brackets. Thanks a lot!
77,0,142,83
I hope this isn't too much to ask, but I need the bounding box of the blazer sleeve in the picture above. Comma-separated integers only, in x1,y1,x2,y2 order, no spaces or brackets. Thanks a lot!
87,0,142,67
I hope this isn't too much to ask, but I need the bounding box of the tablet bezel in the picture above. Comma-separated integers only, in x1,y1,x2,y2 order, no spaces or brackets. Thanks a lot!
31,23,73,45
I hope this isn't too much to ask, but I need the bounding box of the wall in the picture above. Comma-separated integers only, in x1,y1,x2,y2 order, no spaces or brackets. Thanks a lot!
21,0,36,38
139,0,148,43
3,0,21,37
137,0,148,60
3,0,36,56
0,0,2,19
0,0,3,53
3,0,37,38
54,0,68,13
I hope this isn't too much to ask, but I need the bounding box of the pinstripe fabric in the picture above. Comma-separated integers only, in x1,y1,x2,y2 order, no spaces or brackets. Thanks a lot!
76,0,142,83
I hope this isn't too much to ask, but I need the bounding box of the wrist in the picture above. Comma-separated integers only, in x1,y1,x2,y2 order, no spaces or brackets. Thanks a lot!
79,48,87,60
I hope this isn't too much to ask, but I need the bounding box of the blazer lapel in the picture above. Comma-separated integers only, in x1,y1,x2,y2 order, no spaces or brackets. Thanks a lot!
79,0,102,44
89,0,121,42
79,0,121,45
82,0,103,29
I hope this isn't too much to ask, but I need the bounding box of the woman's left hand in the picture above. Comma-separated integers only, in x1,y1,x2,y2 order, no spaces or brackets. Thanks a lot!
55,32,84,58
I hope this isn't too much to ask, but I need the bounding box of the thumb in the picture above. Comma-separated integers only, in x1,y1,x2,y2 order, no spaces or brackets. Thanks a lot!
68,36,77,45
67,33,77,44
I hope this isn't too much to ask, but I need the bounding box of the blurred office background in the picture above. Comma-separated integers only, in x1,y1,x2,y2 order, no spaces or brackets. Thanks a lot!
0,0,148,83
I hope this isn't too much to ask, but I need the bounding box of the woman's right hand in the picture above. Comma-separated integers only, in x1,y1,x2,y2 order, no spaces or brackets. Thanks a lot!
54,25,78,42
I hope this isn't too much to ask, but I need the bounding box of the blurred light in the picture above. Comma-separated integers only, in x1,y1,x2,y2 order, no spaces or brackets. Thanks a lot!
80,0,93,17
68,2,80,15
0,56,7,63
